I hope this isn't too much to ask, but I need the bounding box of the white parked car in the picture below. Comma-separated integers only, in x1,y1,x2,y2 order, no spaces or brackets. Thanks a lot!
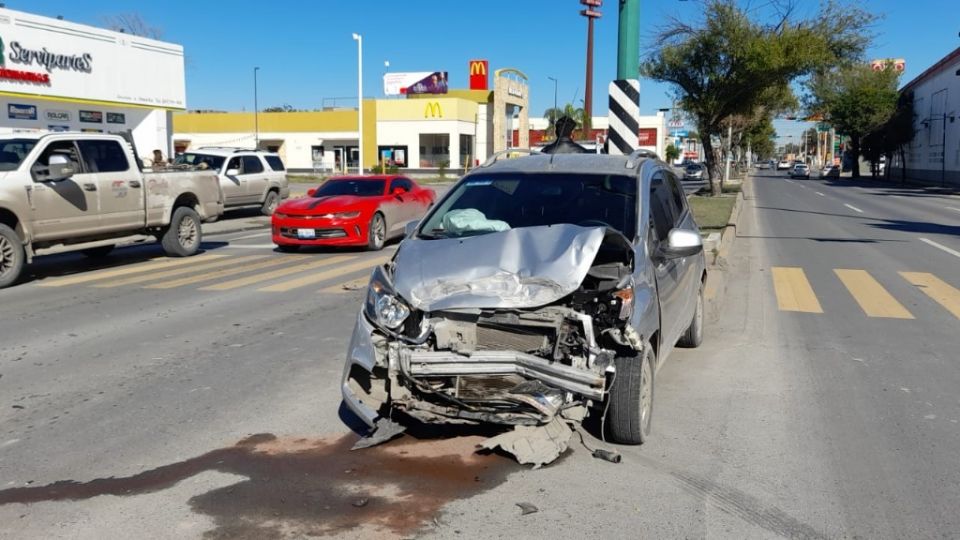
175,148,290,215
789,164,810,179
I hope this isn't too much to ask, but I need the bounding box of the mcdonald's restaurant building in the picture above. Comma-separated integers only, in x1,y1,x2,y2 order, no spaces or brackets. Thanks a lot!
173,66,530,174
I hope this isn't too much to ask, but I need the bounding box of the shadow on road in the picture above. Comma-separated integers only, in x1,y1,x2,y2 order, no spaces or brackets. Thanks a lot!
0,432,517,539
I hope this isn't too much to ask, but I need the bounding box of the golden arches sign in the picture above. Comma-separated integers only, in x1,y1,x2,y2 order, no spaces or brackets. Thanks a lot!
424,102,443,118
470,61,487,76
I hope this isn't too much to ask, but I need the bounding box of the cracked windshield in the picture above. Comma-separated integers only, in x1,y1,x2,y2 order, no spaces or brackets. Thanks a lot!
0,1,957,539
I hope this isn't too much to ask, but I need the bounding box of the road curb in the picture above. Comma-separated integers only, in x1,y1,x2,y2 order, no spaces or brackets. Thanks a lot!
704,176,750,310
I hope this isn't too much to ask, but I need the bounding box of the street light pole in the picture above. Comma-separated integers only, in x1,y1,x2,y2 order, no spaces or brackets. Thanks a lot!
352,33,364,175
253,67,260,149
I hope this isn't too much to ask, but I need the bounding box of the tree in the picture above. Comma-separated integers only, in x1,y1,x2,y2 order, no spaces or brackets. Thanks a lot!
263,104,299,113
642,0,875,195
808,64,900,178
543,103,586,140
665,144,681,162
101,13,163,39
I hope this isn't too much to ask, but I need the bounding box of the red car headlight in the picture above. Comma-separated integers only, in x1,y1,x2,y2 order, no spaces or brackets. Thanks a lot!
273,213,287,220
326,211,361,219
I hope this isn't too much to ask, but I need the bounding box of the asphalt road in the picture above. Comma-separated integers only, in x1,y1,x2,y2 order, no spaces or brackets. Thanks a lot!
0,171,957,539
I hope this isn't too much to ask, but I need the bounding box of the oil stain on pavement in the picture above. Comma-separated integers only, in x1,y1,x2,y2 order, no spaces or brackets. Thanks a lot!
0,432,517,539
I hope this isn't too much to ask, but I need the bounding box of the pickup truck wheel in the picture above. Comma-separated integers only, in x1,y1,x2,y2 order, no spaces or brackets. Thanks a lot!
261,190,280,216
81,246,114,258
367,213,386,251
162,206,202,257
0,224,24,289
606,346,655,445
677,284,704,348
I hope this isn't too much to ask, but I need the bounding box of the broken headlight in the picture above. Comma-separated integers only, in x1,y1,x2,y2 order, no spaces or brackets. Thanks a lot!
364,265,410,330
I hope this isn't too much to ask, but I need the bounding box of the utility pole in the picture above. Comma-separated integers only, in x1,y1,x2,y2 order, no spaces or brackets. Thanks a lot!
253,67,260,148
580,1,602,138
352,33,363,175
724,122,732,183
617,0,639,79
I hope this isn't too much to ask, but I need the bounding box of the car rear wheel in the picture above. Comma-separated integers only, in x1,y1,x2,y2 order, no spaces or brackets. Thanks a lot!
0,224,25,289
677,284,704,348
261,190,280,216
367,213,386,251
161,206,202,257
606,345,655,445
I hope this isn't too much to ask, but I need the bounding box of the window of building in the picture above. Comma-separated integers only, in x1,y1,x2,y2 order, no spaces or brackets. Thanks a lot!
419,134,450,168
459,134,474,168
378,145,409,168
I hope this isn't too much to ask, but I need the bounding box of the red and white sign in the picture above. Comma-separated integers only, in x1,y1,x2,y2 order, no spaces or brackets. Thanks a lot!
468,60,488,90
870,58,905,72
638,128,657,146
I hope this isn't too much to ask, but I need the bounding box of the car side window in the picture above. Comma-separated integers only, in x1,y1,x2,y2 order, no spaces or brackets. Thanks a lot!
392,178,413,192
242,155,264,174
664,171,687,216
264,155,285,171
227,157,242,174
648,174,676,243
76,140,130,173
31,141,83,179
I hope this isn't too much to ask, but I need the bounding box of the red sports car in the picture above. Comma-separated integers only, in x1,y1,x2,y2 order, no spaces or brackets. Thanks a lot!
272,175,435,251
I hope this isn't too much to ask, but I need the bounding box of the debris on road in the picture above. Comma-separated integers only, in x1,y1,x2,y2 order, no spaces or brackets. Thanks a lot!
591,449,622,463
351,417,407,450
352,497,369,508
516,502,539,515
479,417,572,468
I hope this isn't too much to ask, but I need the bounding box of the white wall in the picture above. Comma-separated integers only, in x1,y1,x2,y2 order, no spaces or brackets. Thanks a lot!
377,119,476,169
173,131,359,171
903,54,960,185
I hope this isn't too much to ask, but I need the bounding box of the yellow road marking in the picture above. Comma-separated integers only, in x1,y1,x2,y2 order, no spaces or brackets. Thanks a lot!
199,255,356,291
771,267,823,313
92,255,265,288
900,272,960,320
145,256,308,289
259,257,389,293
37,254,227,287
834,269,914,319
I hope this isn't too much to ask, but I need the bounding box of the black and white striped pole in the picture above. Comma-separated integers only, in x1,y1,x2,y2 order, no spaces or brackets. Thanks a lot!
607,0,641,155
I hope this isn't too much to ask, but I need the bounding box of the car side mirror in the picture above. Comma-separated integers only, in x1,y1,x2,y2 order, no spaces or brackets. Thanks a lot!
306,188,317,197
392,187,405,198
226,168,240,176
405,220,420,236
660,229,703,259
43,154,75,182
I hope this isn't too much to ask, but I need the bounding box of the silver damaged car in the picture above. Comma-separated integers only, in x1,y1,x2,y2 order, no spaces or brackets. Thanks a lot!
341,151,706,463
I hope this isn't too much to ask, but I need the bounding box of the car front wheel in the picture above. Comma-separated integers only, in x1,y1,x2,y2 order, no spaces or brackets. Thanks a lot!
606,345,655,445
367,213,386,251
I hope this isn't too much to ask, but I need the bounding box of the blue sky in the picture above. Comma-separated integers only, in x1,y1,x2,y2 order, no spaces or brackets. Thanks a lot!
19,0,960,139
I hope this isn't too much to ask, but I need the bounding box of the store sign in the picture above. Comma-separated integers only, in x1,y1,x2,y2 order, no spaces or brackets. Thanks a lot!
79,110,103,123
638,128,657,146
7,103,37,120
507,85,523,98
5,38,93,73
469,60,489,90
45,109,71,122
48,124,70,132
106,112,126,124
423,102,443,119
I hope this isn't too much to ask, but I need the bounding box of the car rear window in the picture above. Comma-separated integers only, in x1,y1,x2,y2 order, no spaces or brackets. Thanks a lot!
264,155,285,171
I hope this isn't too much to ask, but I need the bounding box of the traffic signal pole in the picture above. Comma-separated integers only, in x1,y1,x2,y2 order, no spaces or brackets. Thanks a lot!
617,0,639,80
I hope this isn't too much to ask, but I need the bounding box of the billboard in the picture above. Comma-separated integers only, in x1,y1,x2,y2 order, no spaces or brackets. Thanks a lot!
383,71,448,96
7,103,36,120
469,60,489,90
0,7,186,109
870,58,906,72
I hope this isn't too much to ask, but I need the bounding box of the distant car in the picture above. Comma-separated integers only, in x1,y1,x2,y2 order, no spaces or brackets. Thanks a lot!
271,175,434,251
683,163,704,180
756,161,771,169
777,160,791,170
789,164,810,179
175,148,290,215
821,165,840,179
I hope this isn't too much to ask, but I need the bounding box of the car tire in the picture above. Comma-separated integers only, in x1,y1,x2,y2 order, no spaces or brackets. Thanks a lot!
677,284,705,348
161,206,202,257
367,213,386,251
261,190,280,216
0,223,25,289
606,345,655,445
81,245,114,258
276,244,299,253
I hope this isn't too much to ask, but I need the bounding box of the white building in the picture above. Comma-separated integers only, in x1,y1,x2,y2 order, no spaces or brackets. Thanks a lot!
0,7,185,159
899,46,960,186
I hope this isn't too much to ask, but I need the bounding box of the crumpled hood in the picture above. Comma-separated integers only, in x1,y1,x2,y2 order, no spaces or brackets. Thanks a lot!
392,224,607,311
279,195,368,214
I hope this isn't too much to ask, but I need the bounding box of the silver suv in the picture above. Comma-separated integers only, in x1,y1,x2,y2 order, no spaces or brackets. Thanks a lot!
175,148,290,215
340,151,706,460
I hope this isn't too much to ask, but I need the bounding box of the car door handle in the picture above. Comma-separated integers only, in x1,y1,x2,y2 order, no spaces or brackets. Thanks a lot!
129,180,142,188
83,183,97,191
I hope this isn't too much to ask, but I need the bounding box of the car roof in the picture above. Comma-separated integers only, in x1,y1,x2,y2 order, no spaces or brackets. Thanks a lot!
475,152,657,177
186,148,279,157
325,175,402,182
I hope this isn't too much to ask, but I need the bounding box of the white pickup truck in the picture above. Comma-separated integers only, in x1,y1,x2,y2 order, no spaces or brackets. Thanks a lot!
0,132,224,288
